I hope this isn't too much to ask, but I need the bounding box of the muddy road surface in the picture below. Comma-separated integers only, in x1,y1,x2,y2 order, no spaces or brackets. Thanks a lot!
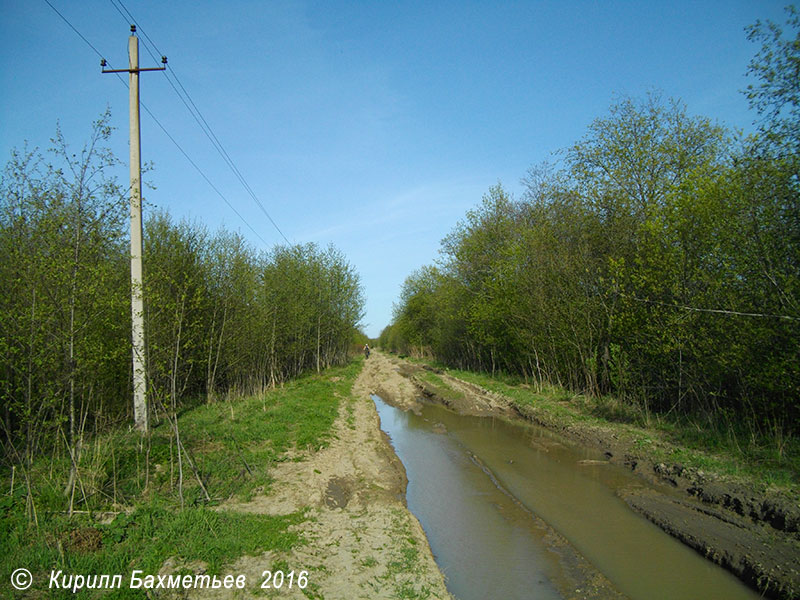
393,353,799,600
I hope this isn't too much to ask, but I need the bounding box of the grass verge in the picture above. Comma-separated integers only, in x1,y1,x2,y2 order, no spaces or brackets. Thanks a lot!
0,359,363,598
450,367,799,493
415,371,463,405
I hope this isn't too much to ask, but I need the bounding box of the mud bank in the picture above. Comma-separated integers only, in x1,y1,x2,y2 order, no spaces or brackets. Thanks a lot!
393,356,800,600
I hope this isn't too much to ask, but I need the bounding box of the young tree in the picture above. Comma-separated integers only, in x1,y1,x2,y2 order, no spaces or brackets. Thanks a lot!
0,114,129,512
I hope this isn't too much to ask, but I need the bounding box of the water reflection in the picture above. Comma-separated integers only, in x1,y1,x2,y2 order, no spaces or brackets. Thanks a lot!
373,395,758,600
375,396,562,600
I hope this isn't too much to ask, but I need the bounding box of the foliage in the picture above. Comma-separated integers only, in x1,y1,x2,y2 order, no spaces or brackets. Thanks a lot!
745,5,800,159
388,86,799,436
0,116,365,509
0,112,129,474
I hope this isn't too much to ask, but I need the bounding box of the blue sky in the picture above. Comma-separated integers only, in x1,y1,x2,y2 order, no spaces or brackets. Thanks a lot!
0,1,789,337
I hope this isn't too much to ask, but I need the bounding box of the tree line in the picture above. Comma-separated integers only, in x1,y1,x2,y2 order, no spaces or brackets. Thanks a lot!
383,10,799,435
0,113,365,475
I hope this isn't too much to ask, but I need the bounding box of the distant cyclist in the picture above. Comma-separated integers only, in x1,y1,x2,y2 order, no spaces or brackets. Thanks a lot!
364,343,370,359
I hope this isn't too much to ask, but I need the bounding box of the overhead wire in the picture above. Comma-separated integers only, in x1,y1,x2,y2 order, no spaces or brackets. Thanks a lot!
43,0,106,62
41,0,274,248
139,105,272,247
108,0,291,244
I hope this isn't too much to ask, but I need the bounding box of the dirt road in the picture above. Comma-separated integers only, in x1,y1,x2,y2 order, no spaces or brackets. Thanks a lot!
204,352,452,599
176,350,797,599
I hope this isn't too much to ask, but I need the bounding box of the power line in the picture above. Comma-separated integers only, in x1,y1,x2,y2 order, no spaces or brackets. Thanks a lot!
139,104,272,247
41,0,272,247
107,0,164,70
629,295,799,322
108,0,291,244
43,0,105,61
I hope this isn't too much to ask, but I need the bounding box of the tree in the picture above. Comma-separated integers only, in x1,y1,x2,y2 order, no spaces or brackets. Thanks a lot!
388,89,798,432
745,5,800,159
1,118,367,510
0,114,129,513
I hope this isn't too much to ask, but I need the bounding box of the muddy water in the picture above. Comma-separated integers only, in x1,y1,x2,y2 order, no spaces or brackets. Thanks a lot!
373,395,759,600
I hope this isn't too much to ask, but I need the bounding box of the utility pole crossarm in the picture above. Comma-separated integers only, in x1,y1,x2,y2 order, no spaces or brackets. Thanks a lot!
101,24,165,434
100,26,167,74
101,65,166,73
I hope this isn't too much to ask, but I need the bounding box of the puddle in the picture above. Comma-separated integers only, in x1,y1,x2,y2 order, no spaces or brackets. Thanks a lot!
373,395,759,600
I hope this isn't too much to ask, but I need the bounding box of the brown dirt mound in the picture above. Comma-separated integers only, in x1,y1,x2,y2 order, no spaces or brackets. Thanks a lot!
621,487,800,599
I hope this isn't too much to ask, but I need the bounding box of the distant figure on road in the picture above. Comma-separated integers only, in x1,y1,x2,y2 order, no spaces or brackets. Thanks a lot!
364,343,370,359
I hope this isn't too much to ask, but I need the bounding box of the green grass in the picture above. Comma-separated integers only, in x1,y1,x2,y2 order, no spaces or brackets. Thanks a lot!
382,509,435,600
1,499,304,599
0,359,363,598
415,371,464,404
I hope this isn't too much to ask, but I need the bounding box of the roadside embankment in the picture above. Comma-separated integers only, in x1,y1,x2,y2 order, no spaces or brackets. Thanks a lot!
210,354,452,600
389,353,800,600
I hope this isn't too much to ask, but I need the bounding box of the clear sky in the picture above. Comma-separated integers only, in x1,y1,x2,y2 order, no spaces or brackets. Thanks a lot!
0,1,790,337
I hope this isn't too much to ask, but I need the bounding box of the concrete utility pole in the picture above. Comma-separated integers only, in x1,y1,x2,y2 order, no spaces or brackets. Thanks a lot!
102,26,166,433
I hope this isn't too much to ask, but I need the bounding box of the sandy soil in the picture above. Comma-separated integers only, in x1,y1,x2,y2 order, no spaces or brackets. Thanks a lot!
175,352,453,600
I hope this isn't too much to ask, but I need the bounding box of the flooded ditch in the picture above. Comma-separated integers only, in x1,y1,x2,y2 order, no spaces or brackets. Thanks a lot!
373,394,759,600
